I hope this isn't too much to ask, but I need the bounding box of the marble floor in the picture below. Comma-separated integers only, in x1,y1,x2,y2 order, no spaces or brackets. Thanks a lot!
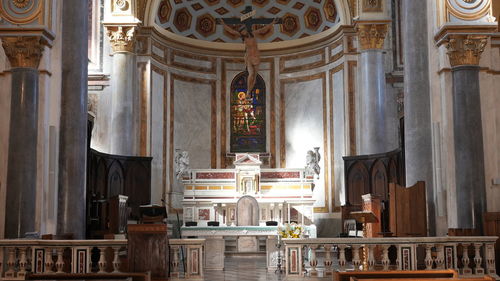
203,256,330,281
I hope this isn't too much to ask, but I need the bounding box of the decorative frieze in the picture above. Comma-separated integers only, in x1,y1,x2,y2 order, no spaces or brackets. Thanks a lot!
105,25,137,53
1,36,44,68
357,24,388,50
445,34,488,67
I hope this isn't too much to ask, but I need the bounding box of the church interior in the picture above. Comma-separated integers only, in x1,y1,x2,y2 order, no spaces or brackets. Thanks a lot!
0,0,500,280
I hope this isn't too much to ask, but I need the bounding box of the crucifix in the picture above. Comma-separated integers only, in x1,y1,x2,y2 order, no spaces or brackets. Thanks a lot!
216,6,282,95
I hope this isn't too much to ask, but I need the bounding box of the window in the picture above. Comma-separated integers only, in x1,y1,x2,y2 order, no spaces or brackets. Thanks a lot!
230,72,266,152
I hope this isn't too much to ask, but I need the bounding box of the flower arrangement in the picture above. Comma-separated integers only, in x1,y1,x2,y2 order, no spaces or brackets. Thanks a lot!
277,223,304,238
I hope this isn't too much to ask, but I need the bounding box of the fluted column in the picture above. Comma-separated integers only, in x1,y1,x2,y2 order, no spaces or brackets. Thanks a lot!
445,35,488,229
1,36,44,238
57,0,89,239
357,23,398,154
106,25,138,156
402,0,435,235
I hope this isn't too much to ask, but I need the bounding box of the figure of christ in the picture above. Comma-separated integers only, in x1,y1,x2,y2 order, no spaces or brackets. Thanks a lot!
221,19,276,96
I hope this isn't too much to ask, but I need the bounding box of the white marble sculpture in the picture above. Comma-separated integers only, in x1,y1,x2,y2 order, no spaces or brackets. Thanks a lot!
305,147,321,179
175,149,190,180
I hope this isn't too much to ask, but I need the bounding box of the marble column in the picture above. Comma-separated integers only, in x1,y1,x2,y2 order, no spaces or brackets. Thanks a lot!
57,0,88,239
1,36,44,238
446,35,488,229
401,0,435,235
357,23,397,155
106,25,138,156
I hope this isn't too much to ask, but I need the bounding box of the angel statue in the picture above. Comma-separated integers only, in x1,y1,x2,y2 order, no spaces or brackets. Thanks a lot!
174,149,190,180
305,147,321,179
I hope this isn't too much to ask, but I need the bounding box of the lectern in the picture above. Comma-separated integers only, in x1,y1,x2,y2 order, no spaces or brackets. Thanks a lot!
350,211,378,271
128,224,169,280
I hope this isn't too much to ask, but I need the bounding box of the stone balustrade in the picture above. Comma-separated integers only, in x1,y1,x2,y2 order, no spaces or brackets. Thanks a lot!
169,239,205,280
0,239,127,279
283,236,498,279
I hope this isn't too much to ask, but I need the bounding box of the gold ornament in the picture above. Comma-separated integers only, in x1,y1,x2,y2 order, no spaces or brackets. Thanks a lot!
1,36,44,68
357,24,388,50
12,0,30,9
106,26,137,53
445,35,487,67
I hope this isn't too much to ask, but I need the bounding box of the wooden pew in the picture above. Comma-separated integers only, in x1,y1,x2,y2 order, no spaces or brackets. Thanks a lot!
335,269,457,281
350,277,495,281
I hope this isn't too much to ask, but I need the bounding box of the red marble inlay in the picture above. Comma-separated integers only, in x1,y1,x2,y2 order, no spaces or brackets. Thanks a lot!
196,172,235,179
261,171,301,179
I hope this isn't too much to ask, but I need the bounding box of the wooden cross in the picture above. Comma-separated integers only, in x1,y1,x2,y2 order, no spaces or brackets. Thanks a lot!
216,6,282,34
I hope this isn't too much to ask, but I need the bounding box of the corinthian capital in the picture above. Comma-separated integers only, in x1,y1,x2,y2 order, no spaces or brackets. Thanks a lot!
106,25,137,53
1,36,45,68
445,35,488,67
357,24,388,50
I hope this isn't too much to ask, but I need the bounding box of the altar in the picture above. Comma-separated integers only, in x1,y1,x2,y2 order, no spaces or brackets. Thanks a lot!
181,153,316,226
179,153,318,271
180,225,317,271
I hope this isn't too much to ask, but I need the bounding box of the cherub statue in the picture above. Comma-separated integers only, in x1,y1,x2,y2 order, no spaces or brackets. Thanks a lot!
305,147,321,179
174,150,190,180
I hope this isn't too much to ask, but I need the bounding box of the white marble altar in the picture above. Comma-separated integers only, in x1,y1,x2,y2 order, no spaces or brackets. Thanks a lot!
181,153,316,227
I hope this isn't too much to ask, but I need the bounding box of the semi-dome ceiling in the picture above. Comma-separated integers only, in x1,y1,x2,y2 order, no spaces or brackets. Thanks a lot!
155,0,340,43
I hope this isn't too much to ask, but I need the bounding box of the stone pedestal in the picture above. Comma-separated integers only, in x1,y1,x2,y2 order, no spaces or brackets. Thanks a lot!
204,236,225,270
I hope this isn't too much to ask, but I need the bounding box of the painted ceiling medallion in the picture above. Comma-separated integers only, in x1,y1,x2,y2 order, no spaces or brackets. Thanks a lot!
158,0,172,24
196,13,217,37
463,0,477,3
280,13,300,37
12,0,30,9
305,7,322,31
174,7,192,32
324,0,337,22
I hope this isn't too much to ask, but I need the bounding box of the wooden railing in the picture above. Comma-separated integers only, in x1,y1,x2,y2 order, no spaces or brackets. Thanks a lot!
0,239,127,279
283,236,498,279
169,239,205,280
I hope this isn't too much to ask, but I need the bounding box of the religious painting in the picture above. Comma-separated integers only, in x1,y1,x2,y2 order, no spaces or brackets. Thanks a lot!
230,71,266,152
198,208,210,220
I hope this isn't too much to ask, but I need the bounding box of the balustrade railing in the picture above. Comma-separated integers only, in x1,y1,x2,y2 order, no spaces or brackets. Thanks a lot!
283,236,498,279
169,239,205,280
0,239,127,279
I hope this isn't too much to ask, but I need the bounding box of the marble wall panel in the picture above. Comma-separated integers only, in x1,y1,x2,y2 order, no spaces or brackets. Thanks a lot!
332,69,345,207
173,54,213,70
173,79,212,169
150,71,165,204
283,78,326,209
284,54,324,69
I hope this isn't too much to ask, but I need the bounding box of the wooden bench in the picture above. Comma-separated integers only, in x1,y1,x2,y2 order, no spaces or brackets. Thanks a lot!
350,277,495,281
335,269,457,281
28,272,150,281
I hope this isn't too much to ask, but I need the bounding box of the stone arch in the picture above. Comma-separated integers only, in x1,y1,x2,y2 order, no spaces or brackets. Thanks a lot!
236,195,259,226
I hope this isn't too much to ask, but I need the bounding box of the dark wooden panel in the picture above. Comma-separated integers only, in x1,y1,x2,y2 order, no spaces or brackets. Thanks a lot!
128,224,169,279
342,149,403,235
483,212,500,273
389,181,427,237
